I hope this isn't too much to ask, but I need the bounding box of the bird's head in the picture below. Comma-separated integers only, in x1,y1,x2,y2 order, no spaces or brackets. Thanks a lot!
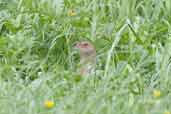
74,41,96,57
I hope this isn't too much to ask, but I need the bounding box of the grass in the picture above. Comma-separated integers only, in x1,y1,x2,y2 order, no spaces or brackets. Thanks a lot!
0,0,171,114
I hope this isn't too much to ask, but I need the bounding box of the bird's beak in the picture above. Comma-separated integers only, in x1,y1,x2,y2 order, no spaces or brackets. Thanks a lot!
73,42,80,49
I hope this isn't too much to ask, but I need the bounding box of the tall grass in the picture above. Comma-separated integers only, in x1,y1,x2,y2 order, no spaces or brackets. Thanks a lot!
0,0,171,114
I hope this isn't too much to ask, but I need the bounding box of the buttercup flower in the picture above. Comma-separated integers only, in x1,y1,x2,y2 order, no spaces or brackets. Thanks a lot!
68,9,76,16
44,100,55,108
153,89,161,98
164,111,171,114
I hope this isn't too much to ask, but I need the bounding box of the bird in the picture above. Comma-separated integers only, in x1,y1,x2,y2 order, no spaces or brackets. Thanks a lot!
74,41,96,76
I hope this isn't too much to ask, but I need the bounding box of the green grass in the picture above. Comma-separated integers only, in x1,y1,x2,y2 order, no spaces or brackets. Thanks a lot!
0,0,171,114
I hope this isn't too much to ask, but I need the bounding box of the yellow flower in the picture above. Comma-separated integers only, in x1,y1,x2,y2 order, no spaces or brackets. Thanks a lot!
68,9,76,16
164,111,171,114
44,100,55,108
153,89,161,98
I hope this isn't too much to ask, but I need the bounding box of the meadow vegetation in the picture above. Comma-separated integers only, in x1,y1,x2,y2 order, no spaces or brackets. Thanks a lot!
0,0,171,114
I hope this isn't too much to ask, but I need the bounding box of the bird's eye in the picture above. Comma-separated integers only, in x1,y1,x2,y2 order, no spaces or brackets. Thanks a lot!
83,43,88,46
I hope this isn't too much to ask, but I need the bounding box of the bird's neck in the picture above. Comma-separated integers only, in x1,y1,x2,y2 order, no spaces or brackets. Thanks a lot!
80,57,96,68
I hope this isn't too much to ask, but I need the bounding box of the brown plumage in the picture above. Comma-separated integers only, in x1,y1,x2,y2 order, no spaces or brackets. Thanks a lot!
74,41,96,76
